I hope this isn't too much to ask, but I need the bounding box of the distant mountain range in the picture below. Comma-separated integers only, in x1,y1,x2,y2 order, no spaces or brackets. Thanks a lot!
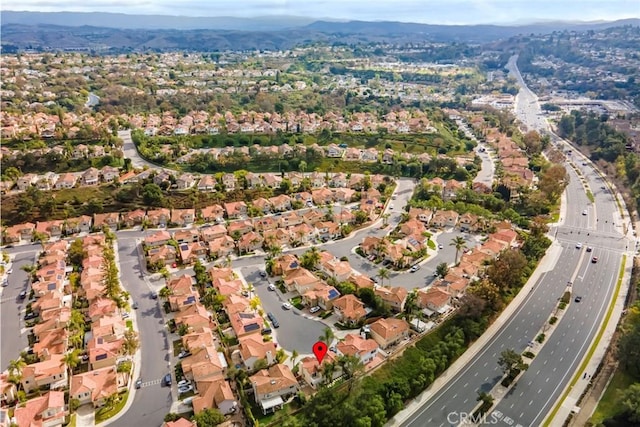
1,11,638,52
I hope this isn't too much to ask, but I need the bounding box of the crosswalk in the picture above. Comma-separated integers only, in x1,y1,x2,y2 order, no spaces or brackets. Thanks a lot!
140,379,161,388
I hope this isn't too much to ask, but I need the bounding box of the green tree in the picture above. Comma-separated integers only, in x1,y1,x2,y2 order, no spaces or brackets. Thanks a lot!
621,383,640,423
497,349,527,378
435,262,449,278
319,327,335,346
142,183,165,206
377,267,390,287
301,247,321,271
450,236,467,264
62,350,80,378
487,249,528,291
123,330,140,356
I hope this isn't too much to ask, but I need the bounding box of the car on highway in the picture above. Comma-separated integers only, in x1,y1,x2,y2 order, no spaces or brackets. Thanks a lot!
591,256,598,263
135,379,142,389
282,302,292,310
310,306,321,314
575,296,583,303
576,242,583,249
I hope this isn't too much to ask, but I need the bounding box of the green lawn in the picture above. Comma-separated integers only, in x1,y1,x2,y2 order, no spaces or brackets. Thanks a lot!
590,369,635,425
95,391,129,424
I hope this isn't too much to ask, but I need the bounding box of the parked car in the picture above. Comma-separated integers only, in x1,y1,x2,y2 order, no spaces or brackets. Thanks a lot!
576,242,583,249
591,256,598,263
177,379,190,388
6,269,12,274
24,311,38,320
259,270,267,278
150,292,158,299
121,312,130,319
18,290,27,299
135,379,142,389
586,247,593,252
178,385,193,394
132,302,139,309
261,327,272,335
282,302,292,310
162,374,172,386
409,265,420,273
178,350,191,359
267,283,276,291
310,306,321,314
438,244,444,249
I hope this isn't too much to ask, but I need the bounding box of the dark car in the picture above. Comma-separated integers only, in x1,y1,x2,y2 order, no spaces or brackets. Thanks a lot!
18,290,27,300
24,311,38,320
162,373,172,386
135,379,142,389
132,302,139,309
261,327,272,335
575,296,583,303
267,312,280,328
150,292,158,300
591,257,598,263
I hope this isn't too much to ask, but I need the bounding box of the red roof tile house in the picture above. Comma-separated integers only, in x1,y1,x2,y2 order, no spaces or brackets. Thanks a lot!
429,210,459,228
181,345,226,383
13,391,66,427
299,351,340,389
200,224,227,242
178,241,208,265
21,354,68,394
70,366,125,407
230,311,265,338
147,208,171,227
192,377,238,416
171,209,196,226
317,251,352,282
332,294,367,326
283,268,322,294
250,364,299,415
144,230,172,248
336,334,380,366
375,286,408,313
93,212,120,231
238,334,277,371
88,336,124,370
174,304,215,333
369,318,410,349
224,201,248,219
200,204,225,223
302,284,341,310
417,287,453,317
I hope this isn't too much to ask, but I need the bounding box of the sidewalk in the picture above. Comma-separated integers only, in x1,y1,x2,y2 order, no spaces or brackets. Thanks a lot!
388,238,564,425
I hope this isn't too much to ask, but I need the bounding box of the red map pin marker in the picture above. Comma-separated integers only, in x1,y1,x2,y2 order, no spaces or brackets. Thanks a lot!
312,341,328,364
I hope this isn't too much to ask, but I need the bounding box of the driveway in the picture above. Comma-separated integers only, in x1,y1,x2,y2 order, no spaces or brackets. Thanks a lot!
75,404,95,427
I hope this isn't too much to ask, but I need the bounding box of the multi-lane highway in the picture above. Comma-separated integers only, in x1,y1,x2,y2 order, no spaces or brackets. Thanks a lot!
399,56,631,427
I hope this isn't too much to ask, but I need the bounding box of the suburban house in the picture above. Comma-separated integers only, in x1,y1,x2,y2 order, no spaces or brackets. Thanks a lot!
144,230,172,248
369,318,410,349
13,391,66,427
93,212,120,231
332,294,367,326
429,210,460,228
224,201,248,219
197,175,217,192
299,351,340,389
374,286,408,313
21,354,68,393
192,377,237,416
171,209,196,226
417,287,453,317
200,204,225,223
317,251,352,282
120,210,146,228
81,168,100,186
336,334,380,365
70,366,124,407
147,208,171,227
237,334,277,371
250,364,299,414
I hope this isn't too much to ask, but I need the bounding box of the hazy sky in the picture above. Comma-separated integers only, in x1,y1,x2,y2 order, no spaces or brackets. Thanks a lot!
2,0,639,25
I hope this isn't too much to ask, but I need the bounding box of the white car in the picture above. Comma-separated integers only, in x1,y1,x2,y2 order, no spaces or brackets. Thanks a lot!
282,303,292,310
409,265,420,273
438,244,444,249
582,209,587,216
177,379,190,388
576,242,583,249
178,385,193,394
310,306,321,314
267,283,276,291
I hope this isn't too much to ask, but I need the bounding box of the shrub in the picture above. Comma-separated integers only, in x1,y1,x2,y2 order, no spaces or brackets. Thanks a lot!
535,333,545,343
558,302,567,310
522,351,535,359
549,316,558,325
